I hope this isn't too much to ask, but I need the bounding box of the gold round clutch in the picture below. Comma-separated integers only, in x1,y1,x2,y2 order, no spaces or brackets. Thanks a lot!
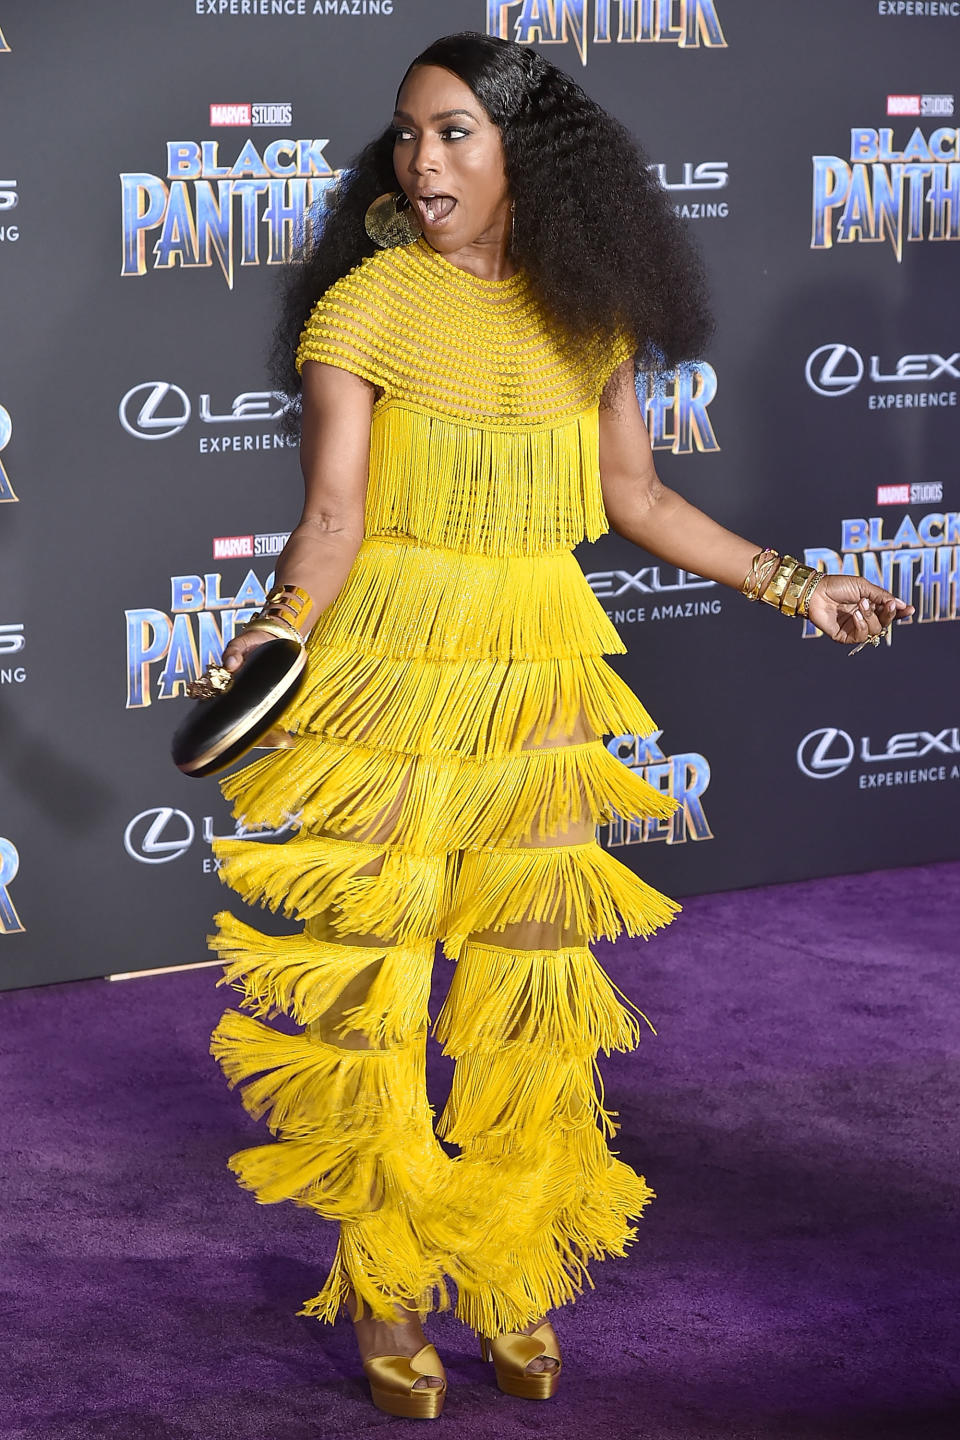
171,638,306,778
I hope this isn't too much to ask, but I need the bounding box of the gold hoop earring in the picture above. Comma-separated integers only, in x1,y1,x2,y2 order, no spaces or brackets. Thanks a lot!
364,191,421,248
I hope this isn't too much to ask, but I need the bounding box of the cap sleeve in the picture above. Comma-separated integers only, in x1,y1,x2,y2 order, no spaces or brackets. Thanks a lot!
597,328,636,392
294,260,389,388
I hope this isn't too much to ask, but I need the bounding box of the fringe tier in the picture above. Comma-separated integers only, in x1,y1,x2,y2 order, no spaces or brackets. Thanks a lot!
210,1008,424,1144
212,831,679,951
221,735,678,851
433,939,654,1059
315,535,624,660
443,841,682,953
209,531,681,1331
442,1125,656,1331
209,911,434,1045
284,647,659,759
213,832,456,944
365,404,610,556
272,533,659,758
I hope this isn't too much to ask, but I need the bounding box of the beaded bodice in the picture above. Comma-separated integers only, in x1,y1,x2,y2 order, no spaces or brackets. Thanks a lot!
295,238,632,556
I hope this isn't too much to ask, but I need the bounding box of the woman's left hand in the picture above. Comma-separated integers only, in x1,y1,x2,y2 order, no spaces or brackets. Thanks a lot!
806,573,915,645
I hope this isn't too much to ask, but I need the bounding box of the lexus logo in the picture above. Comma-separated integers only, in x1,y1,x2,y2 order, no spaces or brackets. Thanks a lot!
124,807,195,863
119,382,191,440
804,344,864,398
796,728,855,779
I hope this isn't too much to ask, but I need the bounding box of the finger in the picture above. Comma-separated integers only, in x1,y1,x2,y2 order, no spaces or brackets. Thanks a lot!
872,594,914,624
844,609,865,643
222,641,251,671
223,631,272,670
848,606,880,643
859,598,885,635
862,581,913,614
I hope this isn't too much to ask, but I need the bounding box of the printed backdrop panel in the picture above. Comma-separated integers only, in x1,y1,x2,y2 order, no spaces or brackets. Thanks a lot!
0,0,957,988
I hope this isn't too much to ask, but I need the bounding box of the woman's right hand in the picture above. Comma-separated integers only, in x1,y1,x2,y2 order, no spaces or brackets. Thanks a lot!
220,627,276,674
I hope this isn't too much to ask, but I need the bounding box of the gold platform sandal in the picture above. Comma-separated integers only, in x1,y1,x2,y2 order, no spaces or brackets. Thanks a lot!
346,1288,447,1420
479,1321,562,1400
361,1345,447,1419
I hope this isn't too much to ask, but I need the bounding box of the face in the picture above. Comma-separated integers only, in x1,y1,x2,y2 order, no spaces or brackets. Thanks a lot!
392,64,512,260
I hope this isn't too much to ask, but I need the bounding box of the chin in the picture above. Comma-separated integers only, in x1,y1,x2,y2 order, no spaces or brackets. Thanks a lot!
420,230,461,252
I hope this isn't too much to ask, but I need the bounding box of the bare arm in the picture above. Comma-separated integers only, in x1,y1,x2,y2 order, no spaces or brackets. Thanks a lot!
597,359,914,640
598,359,760,588
222,359,374,671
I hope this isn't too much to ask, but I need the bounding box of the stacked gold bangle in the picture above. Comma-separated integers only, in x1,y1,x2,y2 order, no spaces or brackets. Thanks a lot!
741,548,825,619
242,583,314,642
184,584,315,701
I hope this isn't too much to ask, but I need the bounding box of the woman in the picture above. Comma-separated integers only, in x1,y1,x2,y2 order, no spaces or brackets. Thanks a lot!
206,32,913,1420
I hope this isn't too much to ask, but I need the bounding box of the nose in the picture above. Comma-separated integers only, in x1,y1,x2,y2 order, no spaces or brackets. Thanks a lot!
405,134,443,179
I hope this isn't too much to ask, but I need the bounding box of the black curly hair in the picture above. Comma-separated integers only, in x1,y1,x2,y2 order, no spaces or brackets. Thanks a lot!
270,30,714,436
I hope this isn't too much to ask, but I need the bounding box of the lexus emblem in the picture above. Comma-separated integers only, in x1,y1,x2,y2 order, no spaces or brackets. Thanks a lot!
804,344,864,398
119,382,191,440
124,807,195,863
796,728,855,780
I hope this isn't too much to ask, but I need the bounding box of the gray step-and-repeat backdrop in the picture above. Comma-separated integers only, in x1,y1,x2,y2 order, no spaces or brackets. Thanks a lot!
1,1,957,989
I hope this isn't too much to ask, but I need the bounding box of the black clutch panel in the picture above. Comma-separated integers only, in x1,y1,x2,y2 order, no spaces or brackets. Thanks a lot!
171,638,307,778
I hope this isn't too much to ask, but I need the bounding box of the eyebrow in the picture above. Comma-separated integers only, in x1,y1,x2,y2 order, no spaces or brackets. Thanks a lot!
392,108,479,124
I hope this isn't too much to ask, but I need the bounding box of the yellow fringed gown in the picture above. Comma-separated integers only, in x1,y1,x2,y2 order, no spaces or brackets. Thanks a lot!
208,236,683,1337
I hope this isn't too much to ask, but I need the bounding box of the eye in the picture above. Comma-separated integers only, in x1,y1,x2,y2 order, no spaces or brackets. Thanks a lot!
391,126,414,142
442,127,470,141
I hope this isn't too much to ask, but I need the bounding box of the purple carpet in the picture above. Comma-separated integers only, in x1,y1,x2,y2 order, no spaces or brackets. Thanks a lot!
3,860,959,1440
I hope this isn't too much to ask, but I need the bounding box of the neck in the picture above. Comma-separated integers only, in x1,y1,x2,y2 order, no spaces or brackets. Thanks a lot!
426,224,515,283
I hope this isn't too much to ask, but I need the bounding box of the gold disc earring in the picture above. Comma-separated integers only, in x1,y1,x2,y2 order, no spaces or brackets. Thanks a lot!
364,191,421,248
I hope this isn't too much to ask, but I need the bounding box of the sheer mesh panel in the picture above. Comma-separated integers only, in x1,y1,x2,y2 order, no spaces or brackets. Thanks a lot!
468,707,595,953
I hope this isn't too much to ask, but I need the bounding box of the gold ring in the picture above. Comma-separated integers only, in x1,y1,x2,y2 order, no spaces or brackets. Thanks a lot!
847,621,892,657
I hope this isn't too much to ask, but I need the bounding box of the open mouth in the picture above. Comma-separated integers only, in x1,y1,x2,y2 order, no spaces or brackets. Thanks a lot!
415,192,457,225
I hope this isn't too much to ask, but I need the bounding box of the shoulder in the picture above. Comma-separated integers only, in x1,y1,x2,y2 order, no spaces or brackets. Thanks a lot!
295,245,416,380
306,245,412,327
595,327,637,393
